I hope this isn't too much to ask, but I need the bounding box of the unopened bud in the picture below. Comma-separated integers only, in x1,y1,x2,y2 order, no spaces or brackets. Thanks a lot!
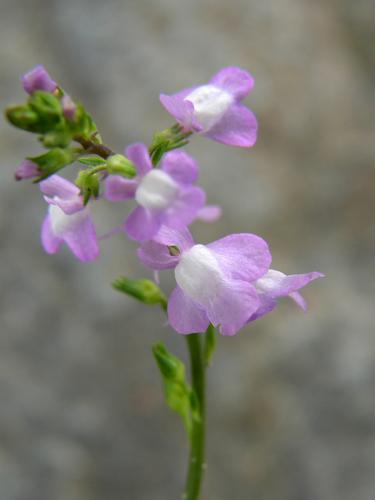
107,154,136,178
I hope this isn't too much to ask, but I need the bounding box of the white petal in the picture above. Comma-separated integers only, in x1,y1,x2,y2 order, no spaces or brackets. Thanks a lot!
185,84,233,132
175,244,223,305
135,170,179,210
49,204,90,236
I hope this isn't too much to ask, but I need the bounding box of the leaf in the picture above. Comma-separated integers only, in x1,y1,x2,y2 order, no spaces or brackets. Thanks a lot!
152,343,193,436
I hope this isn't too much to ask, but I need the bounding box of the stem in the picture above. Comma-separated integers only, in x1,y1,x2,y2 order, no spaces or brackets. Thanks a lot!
74,136,114,159
183,334,206,500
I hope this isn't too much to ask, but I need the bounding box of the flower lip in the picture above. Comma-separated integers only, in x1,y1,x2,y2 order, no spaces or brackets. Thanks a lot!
185,84,233,132
175,244,223,305
49,204,90,236
135,169,179,211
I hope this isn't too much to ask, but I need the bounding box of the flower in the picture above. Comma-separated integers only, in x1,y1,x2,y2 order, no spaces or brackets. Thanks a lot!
21,65,58,95
61,95,77,120
104,143,206,242
159,66,257,147
138,226,272,336
249,269,325,322
15,159,40,181
138,227,324,335
39,175,99,262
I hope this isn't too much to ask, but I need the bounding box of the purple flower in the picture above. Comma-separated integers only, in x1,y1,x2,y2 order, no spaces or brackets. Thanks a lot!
61,95,77,120
39,175,99,262
104,143,206,242
138,226,272,336
159,67,257,147
249,269,325,322
15,159,40,181
21,65,58,95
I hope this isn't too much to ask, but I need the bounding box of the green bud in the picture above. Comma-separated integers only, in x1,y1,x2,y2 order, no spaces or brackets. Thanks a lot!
112,277,167,307
5,105,41,132
75,169,100,204
78,156,107,167
153,343,184,380
152,342,193,436
107,154,136,178
42,129,73,148
29,90,62,117
28,148,76,181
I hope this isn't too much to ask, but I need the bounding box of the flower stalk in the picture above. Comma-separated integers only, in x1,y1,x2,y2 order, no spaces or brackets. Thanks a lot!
183,333,206,500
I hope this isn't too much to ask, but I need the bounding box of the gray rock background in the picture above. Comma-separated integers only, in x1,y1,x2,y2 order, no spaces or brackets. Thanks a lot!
0,0,374,499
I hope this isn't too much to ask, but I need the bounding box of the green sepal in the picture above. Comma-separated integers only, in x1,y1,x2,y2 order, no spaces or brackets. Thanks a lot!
42,128,73,148
149,124,192,166
203,324,217,366
106,154,137,178
75,169,100,205
28,147,77,181
112,277,167,308
69,104,98,140
78,156,107,167
152,343,193,435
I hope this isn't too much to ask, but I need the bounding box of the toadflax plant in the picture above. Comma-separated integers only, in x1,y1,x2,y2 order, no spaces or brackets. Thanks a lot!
5,65,324,499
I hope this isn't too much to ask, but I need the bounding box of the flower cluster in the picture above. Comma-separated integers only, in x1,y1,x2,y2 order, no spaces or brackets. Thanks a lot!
9,65,323,336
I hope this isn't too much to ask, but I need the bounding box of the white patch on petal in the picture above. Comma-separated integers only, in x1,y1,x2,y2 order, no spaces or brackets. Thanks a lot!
49,204,89,236
255,269,286,293
175,244,223,305
135,170,178,211
185,84,233,132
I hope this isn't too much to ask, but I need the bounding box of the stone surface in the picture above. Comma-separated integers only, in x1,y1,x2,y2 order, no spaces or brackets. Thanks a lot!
1,0,374,499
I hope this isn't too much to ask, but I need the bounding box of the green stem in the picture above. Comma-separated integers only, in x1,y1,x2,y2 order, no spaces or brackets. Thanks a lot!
183,334,206,500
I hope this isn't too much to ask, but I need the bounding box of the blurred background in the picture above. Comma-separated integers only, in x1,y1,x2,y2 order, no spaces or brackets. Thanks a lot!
1,0,374,499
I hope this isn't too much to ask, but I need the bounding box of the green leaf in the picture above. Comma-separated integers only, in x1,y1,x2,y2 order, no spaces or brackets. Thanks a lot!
78,156,107,167
112,277,167,308
153,343,193,435
203,324,216,366
28,148,76,180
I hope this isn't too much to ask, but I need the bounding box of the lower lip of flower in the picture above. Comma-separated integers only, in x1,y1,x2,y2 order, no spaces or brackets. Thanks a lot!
174,244,223,304
185,84,233,132
50,204,88,236
135,170,179,211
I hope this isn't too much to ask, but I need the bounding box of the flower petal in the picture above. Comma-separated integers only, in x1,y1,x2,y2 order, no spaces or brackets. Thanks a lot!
21,65,57,94
159,94,202,131
62,213,99,262
44,195,84,215
247,294,278,323
204,103,258,147
163,186,206,228
206,279,260,336
256,270,324,299
168,286,210,334
196,205,222,222
137,226,194,270
207,233,271,282
160,150,199,185
40,175,80,199
125,206,162,242
104,175,138,201
210,67,254,100
125,143,152,176
41,214,62,254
